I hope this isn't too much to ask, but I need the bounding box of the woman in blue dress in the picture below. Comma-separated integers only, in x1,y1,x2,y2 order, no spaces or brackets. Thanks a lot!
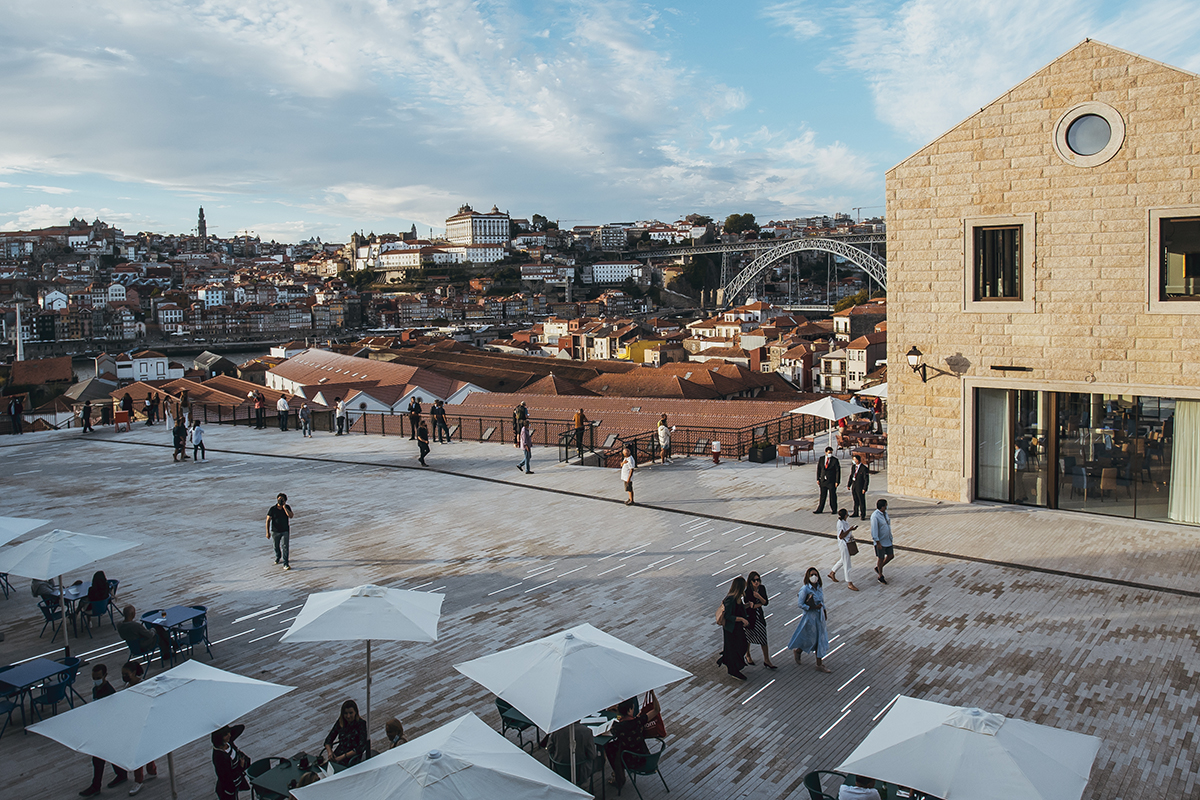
788,567,831,673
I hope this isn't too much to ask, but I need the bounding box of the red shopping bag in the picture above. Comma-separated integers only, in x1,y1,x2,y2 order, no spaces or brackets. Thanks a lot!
641,690,667,739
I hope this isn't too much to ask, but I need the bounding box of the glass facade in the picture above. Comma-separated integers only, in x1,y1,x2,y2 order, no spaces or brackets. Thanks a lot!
974,389,1197,525
973,226,1022,300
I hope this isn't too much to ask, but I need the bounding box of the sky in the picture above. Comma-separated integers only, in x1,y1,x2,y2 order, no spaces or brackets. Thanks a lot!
2,0,1199,244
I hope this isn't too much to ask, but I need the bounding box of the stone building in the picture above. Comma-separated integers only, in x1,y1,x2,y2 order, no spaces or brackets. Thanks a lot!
887,40,1200,527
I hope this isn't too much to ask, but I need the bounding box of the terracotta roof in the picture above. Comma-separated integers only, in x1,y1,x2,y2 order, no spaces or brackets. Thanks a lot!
130,350,168,358
9,357,73,386
521,374,597,396
847,332,887,349
581,372,720,399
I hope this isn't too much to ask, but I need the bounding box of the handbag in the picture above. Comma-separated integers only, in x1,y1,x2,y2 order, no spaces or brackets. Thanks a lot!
846,538,859,556
715,602,725,626
641,691,667,739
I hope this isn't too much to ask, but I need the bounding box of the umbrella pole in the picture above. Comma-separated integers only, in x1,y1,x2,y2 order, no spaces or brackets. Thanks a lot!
365,640,371,744
168,751,178,800
570,721,577,785
59,572,72,659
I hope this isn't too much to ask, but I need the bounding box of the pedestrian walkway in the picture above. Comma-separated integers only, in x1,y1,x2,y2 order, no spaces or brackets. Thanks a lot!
1,423,1196,799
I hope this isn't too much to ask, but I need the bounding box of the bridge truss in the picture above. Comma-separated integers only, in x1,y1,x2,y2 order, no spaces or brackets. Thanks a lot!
721,236,887,306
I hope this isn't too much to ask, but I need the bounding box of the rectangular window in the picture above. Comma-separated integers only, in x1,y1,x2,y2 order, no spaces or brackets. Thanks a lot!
974,226,1021,300
1159,217,1200,300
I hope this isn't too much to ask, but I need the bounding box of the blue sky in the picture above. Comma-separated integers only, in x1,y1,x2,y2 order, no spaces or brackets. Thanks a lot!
2,0,1198,243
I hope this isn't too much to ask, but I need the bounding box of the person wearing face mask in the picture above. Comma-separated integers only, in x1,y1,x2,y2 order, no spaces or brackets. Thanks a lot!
788,567,831,673
78,664,127,796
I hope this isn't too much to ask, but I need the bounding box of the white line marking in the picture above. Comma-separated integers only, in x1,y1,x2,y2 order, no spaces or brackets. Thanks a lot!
819,709,852,740
765,532,786,542
760,567,779,577
279,616,299,624
210,629,257,645
734,531,758,541
525,565,555,579
260,604,305,620
686,540,712,551
721,527,742,536
619,548,649,561
658,557,685,570
627,566,653,578
786,614,803,625
837,669,865,692
768,592,781,600
695,552,718,562
430,586,446,593
557,566,586,578
14,469,42,474
872,694,901,721
764,613,773,619
597,565,623,576
411,581,434,590
598,550,624,562
829,634,841,643
249,629,287,643
824,642,846,660
646,556,674,568
523,580,557,593
487,582,523,596
772,646,790,658
740,679,776,705
526,561,558,575
724,553,747,564
841,686,870,713
740,555,761,566
740,536,764,546
234,606,281,624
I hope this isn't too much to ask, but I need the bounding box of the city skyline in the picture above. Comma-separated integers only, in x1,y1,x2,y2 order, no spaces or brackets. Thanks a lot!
2,0,1196,243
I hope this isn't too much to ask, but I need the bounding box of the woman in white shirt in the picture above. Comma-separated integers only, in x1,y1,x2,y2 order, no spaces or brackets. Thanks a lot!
827,508,859,591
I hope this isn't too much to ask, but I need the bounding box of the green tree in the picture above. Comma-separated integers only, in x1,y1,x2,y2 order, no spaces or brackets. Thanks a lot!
723,213,760,235
834,289,869,312
339,268,376,290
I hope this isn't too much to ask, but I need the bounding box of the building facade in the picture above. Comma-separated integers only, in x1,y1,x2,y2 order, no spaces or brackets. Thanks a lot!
445,204,510,245
887,41,1200,527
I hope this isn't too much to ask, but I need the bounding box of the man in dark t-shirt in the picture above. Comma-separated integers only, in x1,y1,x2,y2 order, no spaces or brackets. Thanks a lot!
266,493,294,570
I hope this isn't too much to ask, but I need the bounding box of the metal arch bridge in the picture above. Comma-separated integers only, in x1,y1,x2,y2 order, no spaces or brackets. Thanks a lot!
722,236,887,306
626,234,887,306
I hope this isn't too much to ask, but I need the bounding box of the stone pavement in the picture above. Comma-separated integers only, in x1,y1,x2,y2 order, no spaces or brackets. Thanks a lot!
1,422,1197,799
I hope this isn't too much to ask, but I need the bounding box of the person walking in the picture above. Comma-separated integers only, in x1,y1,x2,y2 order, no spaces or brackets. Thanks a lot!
657,414,672,464
431,399,450,443
716,577,749,681
512,400,528,447
788,567,831,672
407,396,422,440
416,420,430,466
266,493,294,571
620,446,637,505
276,395,290,431
572,407,588,458
814,446,841,515
828,509,859,591
335,397,346,435
253,391,266,429
191,420,206,461
81,400,94,433
299,403,312,438
871,499,894,585
143,395,153,426
849,453,869,519
212,724,251,800
77,664,127,796
7,395,23,434
516,420,533,474
743,571,777,669
172,418,189,462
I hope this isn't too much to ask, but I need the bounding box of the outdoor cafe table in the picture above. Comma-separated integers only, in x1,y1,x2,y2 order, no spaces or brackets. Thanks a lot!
51,583,89,634
852,445,887,472
0,657,70,730
142,606,206,663
250,755,346,797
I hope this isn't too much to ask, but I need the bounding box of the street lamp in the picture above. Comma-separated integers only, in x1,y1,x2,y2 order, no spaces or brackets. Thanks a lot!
906,346,951,383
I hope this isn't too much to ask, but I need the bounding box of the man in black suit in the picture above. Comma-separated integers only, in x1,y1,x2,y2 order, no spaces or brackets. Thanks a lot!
849,453,870,519
814,446,841,514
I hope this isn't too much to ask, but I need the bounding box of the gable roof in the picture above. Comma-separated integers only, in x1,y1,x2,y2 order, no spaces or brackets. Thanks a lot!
10,356,74,386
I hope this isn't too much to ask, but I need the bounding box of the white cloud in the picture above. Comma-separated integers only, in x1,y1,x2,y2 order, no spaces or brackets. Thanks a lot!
0,204,155,230
761,2,822,40
27,185,74,195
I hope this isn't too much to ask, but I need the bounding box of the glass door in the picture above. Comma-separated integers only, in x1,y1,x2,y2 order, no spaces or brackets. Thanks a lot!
976,388,1010,502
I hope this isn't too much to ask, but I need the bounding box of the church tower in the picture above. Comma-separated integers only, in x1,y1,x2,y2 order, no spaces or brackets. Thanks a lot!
198,207,208,251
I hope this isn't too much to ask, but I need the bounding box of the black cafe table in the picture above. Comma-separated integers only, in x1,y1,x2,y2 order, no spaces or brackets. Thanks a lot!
142,606,206,664
251,755,345,797
0,657,71,731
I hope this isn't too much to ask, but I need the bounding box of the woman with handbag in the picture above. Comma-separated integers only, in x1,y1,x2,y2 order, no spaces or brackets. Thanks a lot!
827,509,860,591
716,577,750,681
742,571,778,669
788,567,832,673
212,724,251,800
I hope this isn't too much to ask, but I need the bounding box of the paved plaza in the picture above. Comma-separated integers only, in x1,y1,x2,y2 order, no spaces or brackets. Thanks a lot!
2,422,1198,799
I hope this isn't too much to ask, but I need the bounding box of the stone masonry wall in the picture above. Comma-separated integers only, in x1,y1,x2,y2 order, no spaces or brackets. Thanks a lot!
885,41,1200,501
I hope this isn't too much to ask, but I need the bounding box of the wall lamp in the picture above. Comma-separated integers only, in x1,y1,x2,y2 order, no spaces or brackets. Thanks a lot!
906,346,952,383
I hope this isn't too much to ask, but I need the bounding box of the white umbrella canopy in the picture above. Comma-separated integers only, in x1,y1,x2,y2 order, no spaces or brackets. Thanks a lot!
30,661,295,799
790,396,871,450
856,383,888,400
281,584,444,735
836,696,1101,800
454,622,691,735
0,528,138,656
291,712,592,800
0,515,51,547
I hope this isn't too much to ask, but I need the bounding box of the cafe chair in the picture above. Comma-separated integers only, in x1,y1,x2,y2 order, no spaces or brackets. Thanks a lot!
247,757,290,800
107,578,120,598
548,751,599,792
802,770,846,800
38,600,64,642
0,571,12,599
185,606,213,659
621,738,668,800
56,657,87,708
495,698,539,753
30,671,71,720
80,598,116,636
0,666,25,739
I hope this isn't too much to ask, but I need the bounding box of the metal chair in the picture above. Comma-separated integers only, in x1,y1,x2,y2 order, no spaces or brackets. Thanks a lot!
621,738,668,799
80,598,116,636
246,757,290,800
0,666,25,739
56,656,87,708
803,770,846,800
0,572,12,599
548,751,598,793
124,635,160,676
30,671,71,720
185,608,212,659
38,600,64,641
495,698,539,752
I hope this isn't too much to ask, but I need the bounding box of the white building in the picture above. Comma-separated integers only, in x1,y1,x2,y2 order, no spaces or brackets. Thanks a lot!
588,261,646,284
445,204,510,245
442,243,505,265
199,284,228,308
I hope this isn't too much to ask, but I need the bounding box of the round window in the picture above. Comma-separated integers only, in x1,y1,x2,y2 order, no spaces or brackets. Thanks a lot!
1066,114,1111,156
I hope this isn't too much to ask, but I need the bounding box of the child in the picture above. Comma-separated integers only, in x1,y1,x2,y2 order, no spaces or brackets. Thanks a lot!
191,420,206,461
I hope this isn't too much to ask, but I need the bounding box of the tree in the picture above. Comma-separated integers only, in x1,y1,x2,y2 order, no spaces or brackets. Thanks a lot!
339,268,376,290
685,213,713,226
531,214,548,231
834,289,869,312
723,213,760,235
